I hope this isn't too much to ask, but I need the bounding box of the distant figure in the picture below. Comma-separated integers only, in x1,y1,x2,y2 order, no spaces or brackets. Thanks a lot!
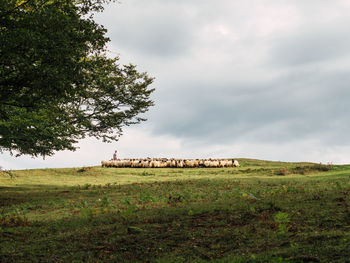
113,150,117,160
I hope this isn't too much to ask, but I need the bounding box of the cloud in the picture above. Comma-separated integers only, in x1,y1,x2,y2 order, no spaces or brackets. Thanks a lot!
269,22,350,66
98,1,196,58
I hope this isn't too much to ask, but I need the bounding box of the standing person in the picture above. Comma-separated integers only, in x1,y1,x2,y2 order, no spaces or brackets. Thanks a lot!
113,150,117,160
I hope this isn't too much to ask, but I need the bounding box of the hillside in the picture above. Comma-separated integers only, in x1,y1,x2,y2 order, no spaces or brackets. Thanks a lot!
1,159,349,262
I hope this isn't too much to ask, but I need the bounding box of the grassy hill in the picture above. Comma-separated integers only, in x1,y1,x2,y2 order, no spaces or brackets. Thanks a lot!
0,159,349,262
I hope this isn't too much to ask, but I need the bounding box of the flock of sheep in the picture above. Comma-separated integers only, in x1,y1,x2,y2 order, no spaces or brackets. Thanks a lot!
101,158,240,168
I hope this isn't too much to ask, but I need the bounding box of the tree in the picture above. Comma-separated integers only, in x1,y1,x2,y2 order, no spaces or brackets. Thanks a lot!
0,0,155,156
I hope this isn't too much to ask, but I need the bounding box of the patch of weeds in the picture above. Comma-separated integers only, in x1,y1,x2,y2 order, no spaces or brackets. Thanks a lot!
0,210,30,227
167,193,185,206
137,192,155,204
140,171,155,176
274,211,290,235
100,196,111,207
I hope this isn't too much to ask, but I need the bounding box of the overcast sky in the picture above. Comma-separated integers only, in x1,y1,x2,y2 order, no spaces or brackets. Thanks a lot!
2,0,350,169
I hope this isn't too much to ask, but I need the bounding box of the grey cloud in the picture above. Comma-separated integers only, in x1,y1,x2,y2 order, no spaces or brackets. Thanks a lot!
269,22,350,66
98,2,197,58
110,19,193,57
148,67,350,146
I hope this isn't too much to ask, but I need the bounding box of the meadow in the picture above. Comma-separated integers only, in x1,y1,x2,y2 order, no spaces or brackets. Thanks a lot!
0,159,349,262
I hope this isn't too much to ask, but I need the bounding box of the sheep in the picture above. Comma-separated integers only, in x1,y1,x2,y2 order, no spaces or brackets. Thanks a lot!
176,159,184,168
210,160,220,168
225,160,233,167
159,161,168,168
170,159,177,168
219,160,226,168
106,161,113,167
101,157,240,168
141,160,149,168
131,160,141,168
203,160,211,168
184,159,195,168
150,160,161,168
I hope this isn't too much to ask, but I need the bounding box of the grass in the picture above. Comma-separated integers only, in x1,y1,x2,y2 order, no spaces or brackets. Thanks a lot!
0,159,350,262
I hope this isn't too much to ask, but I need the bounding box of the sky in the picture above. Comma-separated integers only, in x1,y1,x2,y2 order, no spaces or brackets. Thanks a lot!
2,0,350,169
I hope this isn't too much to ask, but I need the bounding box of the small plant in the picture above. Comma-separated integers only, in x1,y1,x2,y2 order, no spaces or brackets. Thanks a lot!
100,196,111,207
274,212,290,235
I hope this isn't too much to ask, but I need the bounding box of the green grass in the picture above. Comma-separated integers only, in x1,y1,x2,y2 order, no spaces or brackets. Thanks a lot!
0,159,350,262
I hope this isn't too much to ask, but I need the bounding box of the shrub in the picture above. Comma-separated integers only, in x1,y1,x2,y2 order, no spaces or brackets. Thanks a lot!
275,167,290,176
292,163,334,175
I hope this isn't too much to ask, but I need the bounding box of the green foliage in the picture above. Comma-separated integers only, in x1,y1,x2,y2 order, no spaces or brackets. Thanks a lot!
0,209,29,227
274,212,290,235
0,0,154,157
100,196,111,207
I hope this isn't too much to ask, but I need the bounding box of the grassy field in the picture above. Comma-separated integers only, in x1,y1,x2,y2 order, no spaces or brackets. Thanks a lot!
0,159,349,262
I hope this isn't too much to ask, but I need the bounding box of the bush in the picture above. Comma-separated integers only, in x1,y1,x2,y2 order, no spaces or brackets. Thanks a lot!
292,163,334,175
275,168,290,176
